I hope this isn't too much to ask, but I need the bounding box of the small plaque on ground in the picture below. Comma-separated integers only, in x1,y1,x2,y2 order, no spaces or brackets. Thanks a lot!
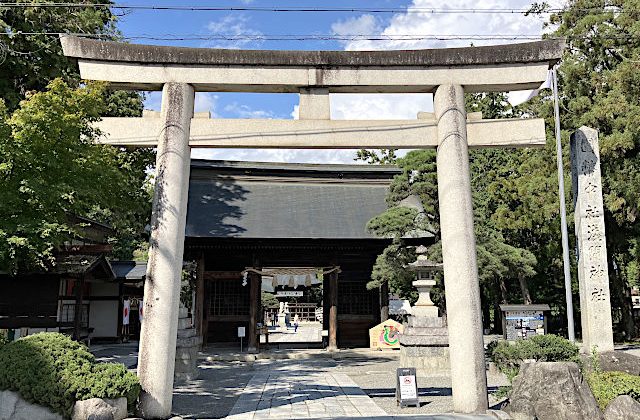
396,367,419,408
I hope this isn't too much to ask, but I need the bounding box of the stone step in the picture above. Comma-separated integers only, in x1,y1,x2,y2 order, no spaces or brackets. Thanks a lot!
176,335,203,348
402,326,449,336
177,317,192,330
176,346,198,360
399,335,449,346
178,328,196,339
407,316,446,328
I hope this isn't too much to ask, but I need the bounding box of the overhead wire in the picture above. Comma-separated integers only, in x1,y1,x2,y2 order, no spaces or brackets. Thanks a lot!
2,32,640,42
0,2,622,14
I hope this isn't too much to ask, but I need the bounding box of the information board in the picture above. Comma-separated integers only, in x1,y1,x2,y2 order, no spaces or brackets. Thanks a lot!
396,367,419,408
505,310,545,340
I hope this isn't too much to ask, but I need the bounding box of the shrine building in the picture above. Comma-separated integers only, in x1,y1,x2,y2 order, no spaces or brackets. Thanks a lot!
183,159,433,349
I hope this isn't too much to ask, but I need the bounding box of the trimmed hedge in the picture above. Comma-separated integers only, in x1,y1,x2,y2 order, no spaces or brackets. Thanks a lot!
587,371,640,410
489,334,580,380
0,332,140,418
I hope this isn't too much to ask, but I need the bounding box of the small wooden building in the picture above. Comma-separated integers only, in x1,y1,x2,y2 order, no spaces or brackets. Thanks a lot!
184,160,432,349
0,217,145,342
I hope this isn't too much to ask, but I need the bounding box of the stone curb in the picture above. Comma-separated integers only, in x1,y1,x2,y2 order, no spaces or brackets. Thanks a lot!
199,349,400,363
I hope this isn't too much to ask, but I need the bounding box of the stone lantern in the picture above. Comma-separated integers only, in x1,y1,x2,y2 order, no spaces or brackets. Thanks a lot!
407,245,442,318
400,245,450,376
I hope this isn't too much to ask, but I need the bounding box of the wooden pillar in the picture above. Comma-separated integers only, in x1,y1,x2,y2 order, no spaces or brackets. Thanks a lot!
248,271,260,352
73,275,84,341
195,252,205,340
380,281,389,322
328,270,338,351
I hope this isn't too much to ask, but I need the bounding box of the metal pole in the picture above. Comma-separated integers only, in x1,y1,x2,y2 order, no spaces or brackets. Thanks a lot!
552,68,576,342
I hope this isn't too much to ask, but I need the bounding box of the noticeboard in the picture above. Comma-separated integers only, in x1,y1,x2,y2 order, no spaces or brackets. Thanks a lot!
237,326,246,338
505,310,545,340
396,367,419,408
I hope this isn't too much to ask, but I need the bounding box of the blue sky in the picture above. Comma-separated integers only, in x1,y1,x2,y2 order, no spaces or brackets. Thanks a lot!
114,0,559,163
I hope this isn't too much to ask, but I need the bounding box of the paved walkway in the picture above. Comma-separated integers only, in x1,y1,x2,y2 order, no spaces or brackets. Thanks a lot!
227,370,386,419
261,323,322,344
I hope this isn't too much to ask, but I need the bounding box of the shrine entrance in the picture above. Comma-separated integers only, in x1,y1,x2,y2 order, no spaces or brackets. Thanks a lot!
184,159,412,351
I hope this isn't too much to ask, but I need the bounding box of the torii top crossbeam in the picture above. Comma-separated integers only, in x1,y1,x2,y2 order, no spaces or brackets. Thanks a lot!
61,36,563,93
60,36,563,150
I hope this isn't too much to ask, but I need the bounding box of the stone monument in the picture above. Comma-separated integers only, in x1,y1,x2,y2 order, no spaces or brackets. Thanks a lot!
400,246,450,376
570,126,614,352
174,304,202,382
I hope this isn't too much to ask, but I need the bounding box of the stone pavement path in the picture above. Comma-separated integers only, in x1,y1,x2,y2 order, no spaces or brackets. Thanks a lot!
226,369,386,419
261,323,322,344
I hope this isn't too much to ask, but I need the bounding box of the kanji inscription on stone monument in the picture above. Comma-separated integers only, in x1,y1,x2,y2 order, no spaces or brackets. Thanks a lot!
571,126,614,352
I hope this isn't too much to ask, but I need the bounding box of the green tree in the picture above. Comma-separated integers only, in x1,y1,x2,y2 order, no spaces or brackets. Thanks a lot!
0,1,155,265
0,80,149,272
0,0,117,109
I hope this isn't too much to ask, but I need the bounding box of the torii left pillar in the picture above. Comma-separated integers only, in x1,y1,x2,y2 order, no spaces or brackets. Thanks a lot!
138,83,195,419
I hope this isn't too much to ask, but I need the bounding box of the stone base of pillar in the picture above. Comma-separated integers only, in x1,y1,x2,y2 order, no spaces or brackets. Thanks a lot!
400,316,450,376
174,305,202,382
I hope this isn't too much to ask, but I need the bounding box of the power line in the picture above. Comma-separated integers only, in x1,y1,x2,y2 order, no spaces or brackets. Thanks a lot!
2,31,640,43
0,2,592,14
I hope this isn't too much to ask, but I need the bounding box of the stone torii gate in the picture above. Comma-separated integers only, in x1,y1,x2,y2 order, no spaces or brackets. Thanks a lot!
61,36,563,418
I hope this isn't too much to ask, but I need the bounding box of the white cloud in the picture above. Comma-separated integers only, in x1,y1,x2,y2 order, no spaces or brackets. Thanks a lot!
223,102,276,119
331,14,381,41
331,93,433,120
195,93,218,115
205,14,263,49
333,0,562,51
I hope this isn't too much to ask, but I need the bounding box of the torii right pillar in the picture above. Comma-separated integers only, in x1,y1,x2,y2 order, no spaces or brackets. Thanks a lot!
434,84,489,413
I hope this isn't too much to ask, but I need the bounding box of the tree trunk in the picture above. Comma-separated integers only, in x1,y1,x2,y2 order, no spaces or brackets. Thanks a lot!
518,274,532,305
612,273,637,340
498,277,508,304
494,278,508,335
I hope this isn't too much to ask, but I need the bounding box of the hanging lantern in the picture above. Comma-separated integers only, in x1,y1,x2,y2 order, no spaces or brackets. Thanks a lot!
288,275,295,288
305,274,312,287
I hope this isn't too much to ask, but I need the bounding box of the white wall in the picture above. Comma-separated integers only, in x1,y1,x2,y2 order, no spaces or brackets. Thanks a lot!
89,300,118,338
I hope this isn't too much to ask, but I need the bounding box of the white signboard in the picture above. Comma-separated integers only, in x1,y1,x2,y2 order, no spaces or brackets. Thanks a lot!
237,326,246,338
396,367,419,408
276,291,303,297
399,375,418,399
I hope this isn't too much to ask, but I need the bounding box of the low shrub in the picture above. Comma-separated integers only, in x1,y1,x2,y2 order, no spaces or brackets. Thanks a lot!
489,334,580,380
0,332,8,348
587,371,640,410
0,332,140,417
